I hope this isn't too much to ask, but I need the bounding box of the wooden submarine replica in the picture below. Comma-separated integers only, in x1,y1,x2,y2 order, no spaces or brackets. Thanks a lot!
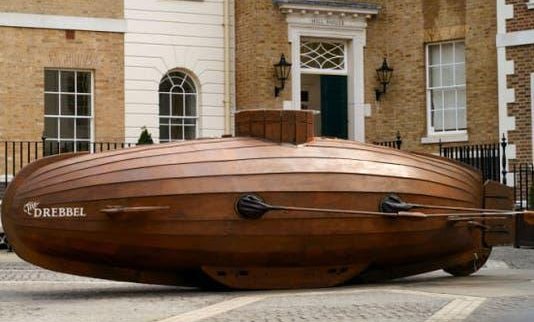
2,110,534,290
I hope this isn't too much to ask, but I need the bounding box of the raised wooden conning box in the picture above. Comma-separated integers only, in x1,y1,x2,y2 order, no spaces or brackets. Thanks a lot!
235,109,314,145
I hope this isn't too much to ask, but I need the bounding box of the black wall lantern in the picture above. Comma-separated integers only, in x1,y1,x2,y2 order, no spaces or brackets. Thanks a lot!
274,54,292,97
375,58,394,101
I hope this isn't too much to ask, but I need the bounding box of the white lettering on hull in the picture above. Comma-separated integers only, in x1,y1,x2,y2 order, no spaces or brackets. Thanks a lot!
23,201,87,218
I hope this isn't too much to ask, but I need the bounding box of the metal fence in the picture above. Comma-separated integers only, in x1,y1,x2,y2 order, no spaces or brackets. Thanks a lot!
513,163,534,210
439,136,508,184
373,132,402,150
1,139,135,198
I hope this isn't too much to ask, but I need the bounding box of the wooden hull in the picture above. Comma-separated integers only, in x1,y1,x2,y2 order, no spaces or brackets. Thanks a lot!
1,137,488,289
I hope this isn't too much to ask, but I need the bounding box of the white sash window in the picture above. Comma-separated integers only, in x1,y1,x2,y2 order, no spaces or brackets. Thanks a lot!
44,69,93,153
426,41,466,134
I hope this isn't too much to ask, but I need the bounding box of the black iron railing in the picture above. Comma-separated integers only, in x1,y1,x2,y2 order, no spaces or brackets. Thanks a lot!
439,136,508,184
513,163,534,210
373,131,402,150
1,139,135,197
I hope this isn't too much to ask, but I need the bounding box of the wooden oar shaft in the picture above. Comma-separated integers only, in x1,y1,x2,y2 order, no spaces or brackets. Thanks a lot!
269,205,400,217
408,203,511,213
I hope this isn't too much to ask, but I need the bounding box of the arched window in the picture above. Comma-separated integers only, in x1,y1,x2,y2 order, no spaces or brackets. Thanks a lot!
159,71,198,142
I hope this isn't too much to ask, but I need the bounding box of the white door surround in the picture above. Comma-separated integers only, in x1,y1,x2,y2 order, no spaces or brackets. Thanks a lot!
278,4,378,142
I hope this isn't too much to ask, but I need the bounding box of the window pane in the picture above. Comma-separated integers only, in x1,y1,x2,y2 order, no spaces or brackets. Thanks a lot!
301,40,345,70
184,118,196,125
431,90,443,110
61,94,76,115
172,86,184,94
59,141,75,153
77,96,91,116
430,67,441,87
60,71,76,92
185,95,196,116
458,108,466,130
169,72,185,85
171,125,183,140
185,126,196,140
182,77,196,93
171,117,182,125
442,43,454,64
160,117,170,126
444,90,456,108
44,117,58,138
77,72,91,93
44,141,60,156
444,109,456,130
160,125,169,141
160,93,170,116
455,64,465,85
60,118,74,139
457,89,466,108
76,119,90,139
76,141,90,152
45,70,59,92
159,78,172,92
442,66,454,86
433,110,443,131
172,94,184,116
45,94,59,115
455,42,465,63
429,45,440,65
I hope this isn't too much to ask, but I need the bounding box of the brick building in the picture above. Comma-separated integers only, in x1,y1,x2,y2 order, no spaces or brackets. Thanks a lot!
497,0,534,168
236,0,500,152
0,0,234,146
0,0,234,183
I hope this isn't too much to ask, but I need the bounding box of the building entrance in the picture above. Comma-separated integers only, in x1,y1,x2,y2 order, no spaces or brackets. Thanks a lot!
301,74,348,139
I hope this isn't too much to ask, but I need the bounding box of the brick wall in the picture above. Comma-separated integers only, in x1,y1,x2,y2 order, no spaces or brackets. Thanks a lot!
0,27,124,142
506,0,534,32
506,45,534,163
504,1,534,164
235,0,291,110
364,0,427,151
464,0,499,143
0,0,123,18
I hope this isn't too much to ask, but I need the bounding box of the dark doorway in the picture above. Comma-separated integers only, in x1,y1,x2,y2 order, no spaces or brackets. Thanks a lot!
320,75,348,139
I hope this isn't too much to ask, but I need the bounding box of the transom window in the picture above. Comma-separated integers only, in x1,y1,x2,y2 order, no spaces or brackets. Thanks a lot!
44,69,92,153
426,41,466,133
301,39,346,73
159,71,198,142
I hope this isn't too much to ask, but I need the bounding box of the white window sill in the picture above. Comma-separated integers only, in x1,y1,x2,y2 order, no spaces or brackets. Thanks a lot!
421,132,468,144
528,1,534,10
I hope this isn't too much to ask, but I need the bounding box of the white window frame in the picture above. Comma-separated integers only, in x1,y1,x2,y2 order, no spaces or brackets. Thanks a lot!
158,71,199,142
425,40,467,137
44,69,94,152
300,38,348,76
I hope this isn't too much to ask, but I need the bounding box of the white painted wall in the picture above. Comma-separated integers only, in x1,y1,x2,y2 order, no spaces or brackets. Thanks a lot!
496,0,517,185
124,0,234,143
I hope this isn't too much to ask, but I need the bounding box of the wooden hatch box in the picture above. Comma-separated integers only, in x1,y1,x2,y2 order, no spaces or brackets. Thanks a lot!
235,109,315,145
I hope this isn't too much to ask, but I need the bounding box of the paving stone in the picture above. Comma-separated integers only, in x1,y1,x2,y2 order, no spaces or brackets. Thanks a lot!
203,292,450,322
464,296,534,322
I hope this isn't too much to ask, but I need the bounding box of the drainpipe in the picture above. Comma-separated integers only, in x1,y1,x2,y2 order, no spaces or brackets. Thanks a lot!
223,0,232,135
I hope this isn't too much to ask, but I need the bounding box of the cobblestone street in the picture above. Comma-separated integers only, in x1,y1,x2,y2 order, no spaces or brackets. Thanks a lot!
0,248,533,322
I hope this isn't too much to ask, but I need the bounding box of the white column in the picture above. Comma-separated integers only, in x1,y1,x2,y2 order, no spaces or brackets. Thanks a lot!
348,37,365,142
289,32,301,110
